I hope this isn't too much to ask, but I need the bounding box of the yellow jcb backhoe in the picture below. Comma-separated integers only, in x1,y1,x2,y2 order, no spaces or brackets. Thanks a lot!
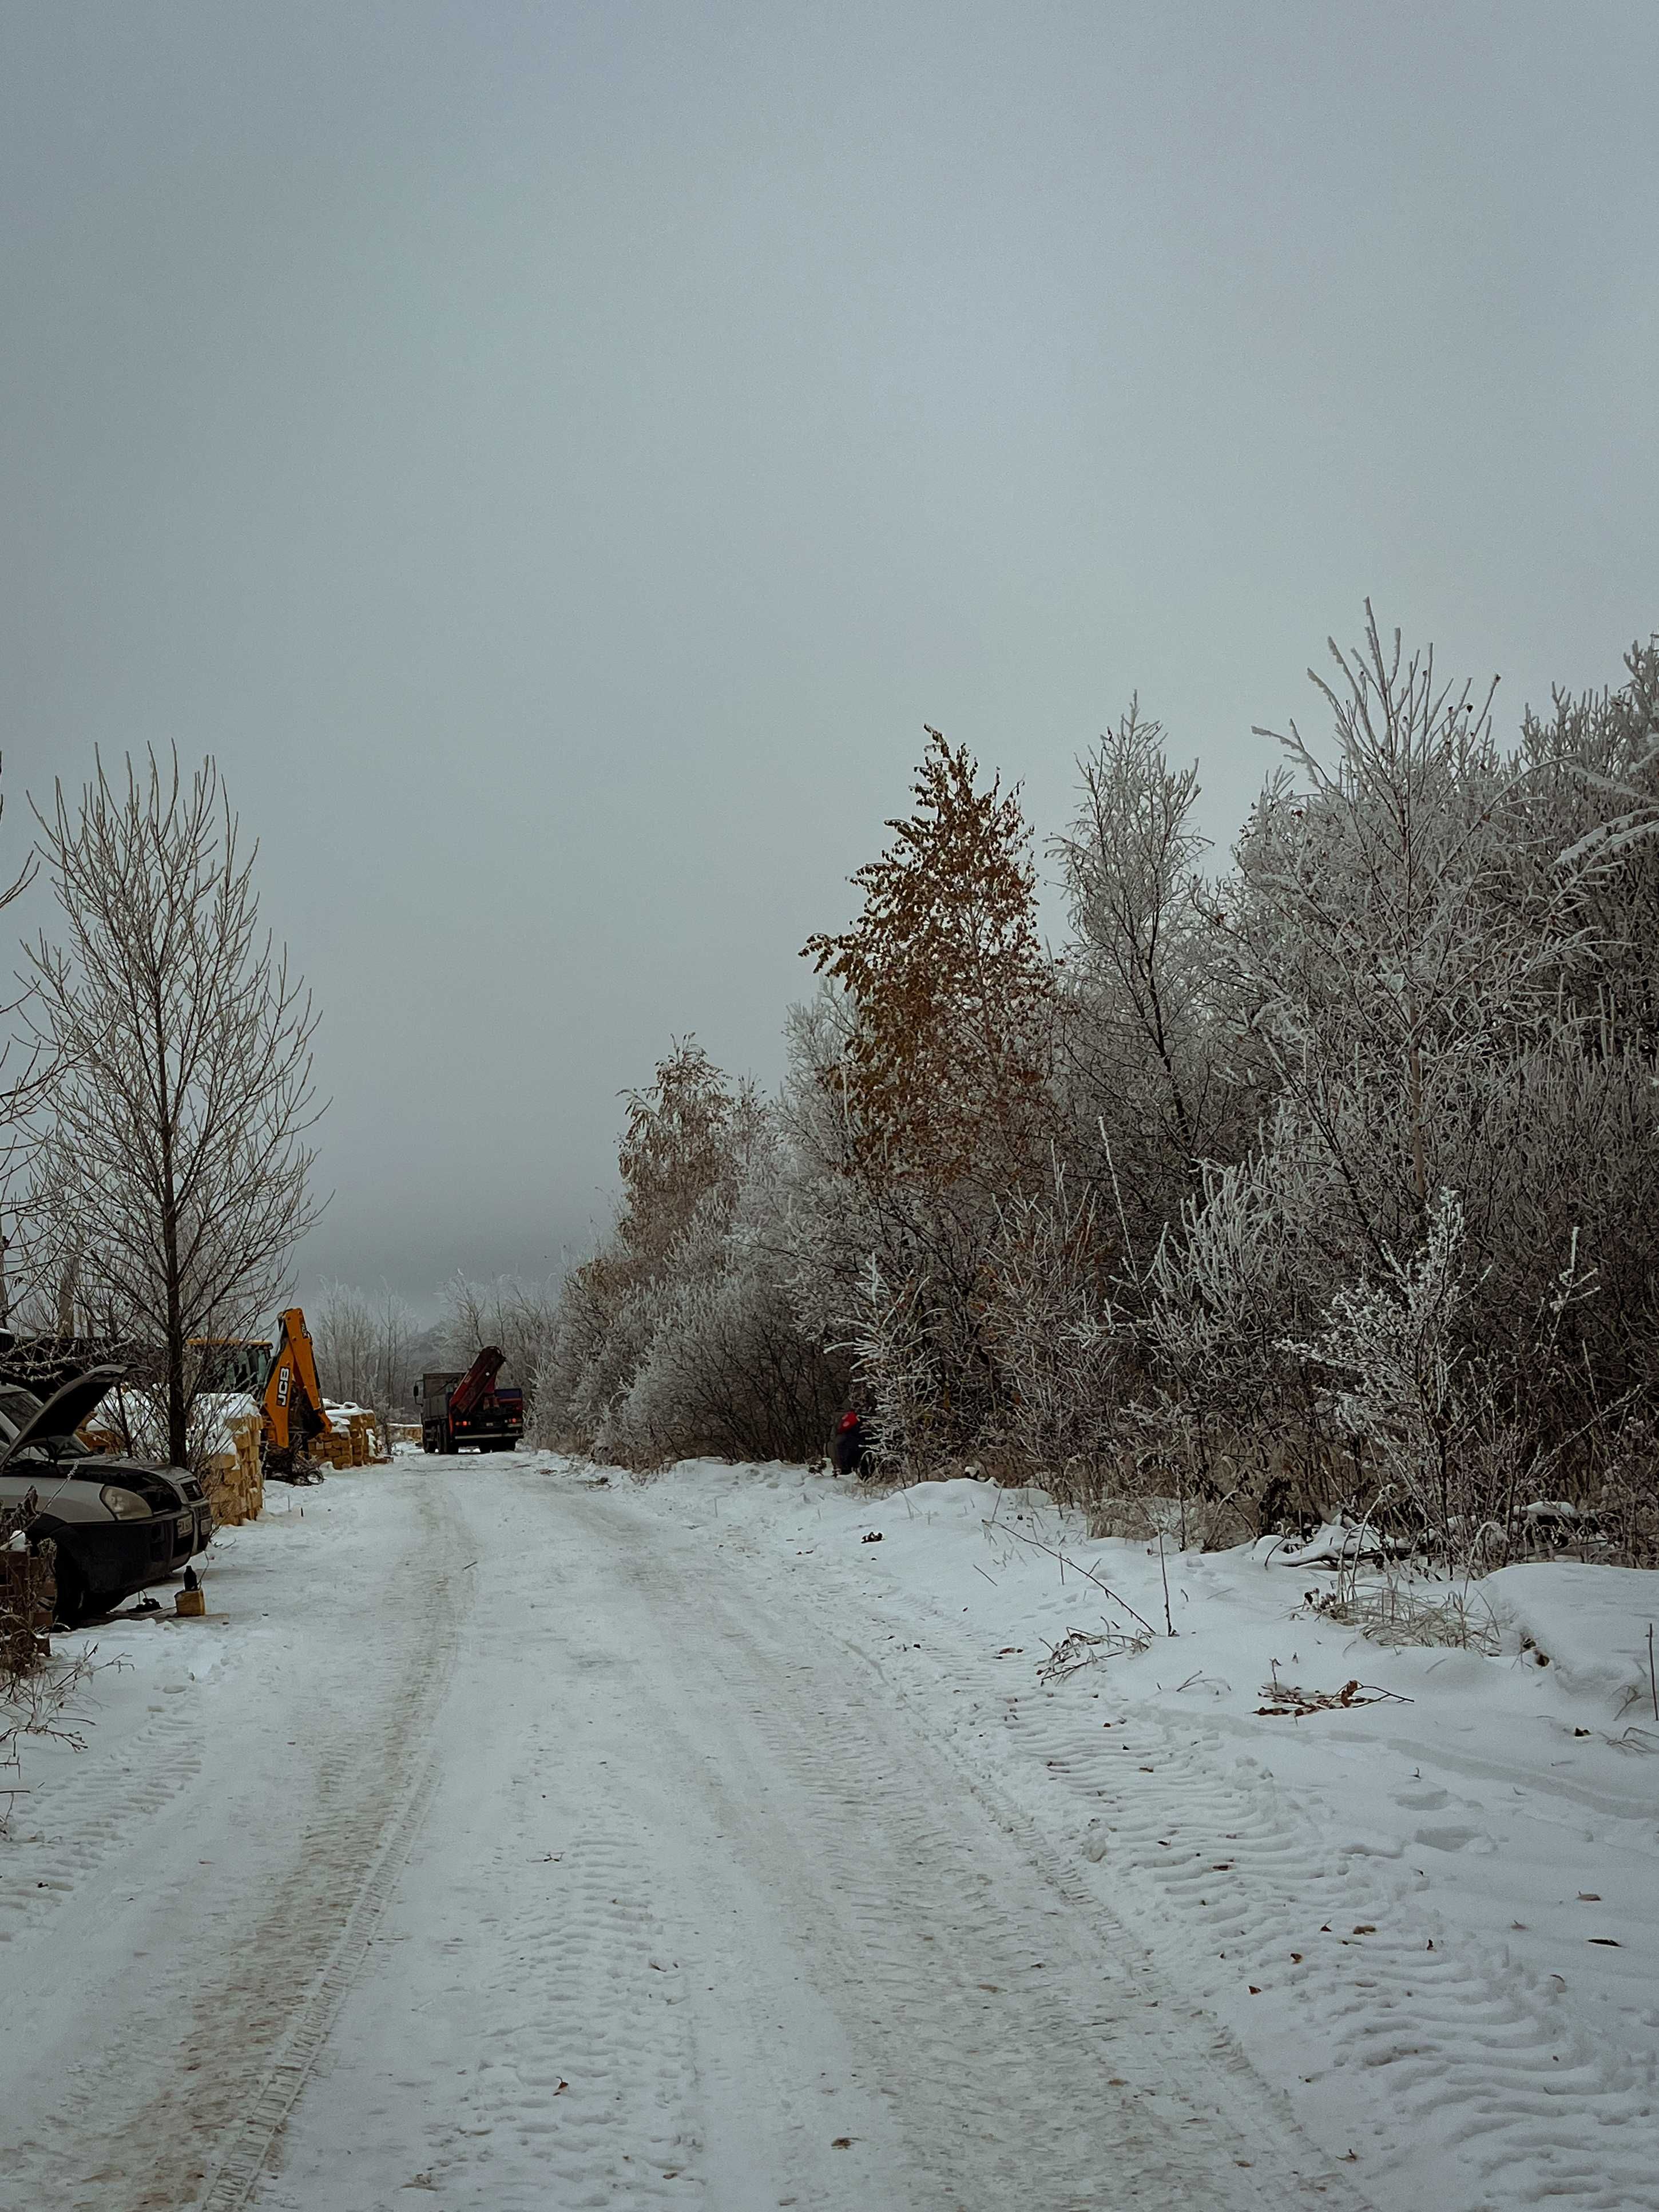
261,1308,334,1481
193,1308,335,1483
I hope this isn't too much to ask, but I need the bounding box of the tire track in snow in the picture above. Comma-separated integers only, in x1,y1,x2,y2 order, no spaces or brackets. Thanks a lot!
0,1699,204,1941
0,1478,466,2212
785,1534,1659,2212
187,1698,459,2212
459,1820,704,2207
1035,1703,1659,2212
608,1535,1364,2212
186,1486,469,2212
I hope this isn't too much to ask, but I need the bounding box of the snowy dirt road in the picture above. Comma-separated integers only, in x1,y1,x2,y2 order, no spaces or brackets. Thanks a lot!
0,1474,466,2212
2,1461,1368,2211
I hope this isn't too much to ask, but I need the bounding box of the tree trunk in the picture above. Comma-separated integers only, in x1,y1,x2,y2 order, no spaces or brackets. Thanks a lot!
156,1022,187,1469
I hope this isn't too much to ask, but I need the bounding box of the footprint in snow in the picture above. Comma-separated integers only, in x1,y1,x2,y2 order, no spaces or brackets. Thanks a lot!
1414,1823,1494,1853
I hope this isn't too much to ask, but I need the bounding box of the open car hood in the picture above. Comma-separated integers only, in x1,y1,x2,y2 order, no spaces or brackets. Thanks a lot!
0,1364,122,1466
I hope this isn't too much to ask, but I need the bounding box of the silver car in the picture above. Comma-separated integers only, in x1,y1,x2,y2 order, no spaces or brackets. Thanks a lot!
0,1367,210,1623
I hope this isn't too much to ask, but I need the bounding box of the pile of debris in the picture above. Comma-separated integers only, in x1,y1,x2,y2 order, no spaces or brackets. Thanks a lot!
1255,1670,1412,1719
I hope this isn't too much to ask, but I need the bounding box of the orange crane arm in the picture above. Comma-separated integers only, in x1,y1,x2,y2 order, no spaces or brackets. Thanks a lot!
263,1307,333,1453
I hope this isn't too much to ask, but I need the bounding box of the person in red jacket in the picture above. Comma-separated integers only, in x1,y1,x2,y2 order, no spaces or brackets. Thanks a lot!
831,1409,868,1477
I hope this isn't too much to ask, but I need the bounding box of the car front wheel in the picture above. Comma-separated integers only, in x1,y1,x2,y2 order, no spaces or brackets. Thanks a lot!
50,1552,91,1629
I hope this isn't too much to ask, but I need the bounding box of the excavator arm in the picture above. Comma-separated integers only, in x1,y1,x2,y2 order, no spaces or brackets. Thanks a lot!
263,1308,333,1459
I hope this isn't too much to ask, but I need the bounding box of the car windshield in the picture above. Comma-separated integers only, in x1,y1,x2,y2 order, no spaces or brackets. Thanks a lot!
0,1385,44,1440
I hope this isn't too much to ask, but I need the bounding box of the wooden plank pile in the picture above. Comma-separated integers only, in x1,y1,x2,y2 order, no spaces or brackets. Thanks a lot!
203,1410,264,1528
312,1410,390,1469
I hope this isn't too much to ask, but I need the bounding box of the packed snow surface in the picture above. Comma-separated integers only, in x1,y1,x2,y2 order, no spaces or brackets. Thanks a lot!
2,1454,1656,2210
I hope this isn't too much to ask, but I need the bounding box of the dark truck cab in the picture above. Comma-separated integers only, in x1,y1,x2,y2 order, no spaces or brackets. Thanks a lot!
416,1348,523,1454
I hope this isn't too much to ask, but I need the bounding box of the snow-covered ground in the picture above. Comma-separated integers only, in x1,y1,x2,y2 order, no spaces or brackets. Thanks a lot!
624,1461,1659,2211
2,1454,1655,2210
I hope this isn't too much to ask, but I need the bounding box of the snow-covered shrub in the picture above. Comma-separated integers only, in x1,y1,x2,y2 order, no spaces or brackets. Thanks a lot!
1288,1190,1495,1564
1148,1143,1307,1416
847,1256,954,1477
977,1171,1129,1499
1280,1186,1612,1571
531,1041,846,1468
534,613,1659,1530
1132,1128,1337,1531
609,1240,846,1466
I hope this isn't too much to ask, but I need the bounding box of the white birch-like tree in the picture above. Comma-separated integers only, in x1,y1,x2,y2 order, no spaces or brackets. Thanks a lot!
23,750,323,1468
312,1279,422,1416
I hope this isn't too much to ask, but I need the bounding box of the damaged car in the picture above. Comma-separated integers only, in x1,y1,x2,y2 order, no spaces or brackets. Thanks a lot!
0,1366,211,1624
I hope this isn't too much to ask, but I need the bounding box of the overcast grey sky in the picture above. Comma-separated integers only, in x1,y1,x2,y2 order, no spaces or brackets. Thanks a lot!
3,2,1656,1312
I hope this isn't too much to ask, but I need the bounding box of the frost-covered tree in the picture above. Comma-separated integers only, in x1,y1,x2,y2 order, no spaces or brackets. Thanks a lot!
1519,635,1659,1044
531,1038,843,1465
1216,610,1565,1255
1054,704,1253,1237
532,1040,749,1450
530,611,1659,1549
605,1116,847,1466
1140,615,1659,1542
24,751,322,1468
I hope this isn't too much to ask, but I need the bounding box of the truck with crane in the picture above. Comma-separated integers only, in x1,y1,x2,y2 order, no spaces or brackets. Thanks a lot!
416,1347,523,1454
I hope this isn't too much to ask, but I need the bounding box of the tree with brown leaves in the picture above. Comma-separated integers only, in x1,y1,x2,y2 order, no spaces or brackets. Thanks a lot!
803,729,1053,1191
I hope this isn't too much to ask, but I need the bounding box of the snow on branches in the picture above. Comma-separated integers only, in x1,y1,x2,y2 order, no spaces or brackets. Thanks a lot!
538,621,1659,1561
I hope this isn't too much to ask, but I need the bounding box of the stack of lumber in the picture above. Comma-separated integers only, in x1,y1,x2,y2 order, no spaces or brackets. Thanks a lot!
204,1410,264,1527
315,1408,390,1468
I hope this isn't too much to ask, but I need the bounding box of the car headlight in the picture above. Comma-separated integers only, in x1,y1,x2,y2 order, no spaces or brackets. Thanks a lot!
100,1484,152,1520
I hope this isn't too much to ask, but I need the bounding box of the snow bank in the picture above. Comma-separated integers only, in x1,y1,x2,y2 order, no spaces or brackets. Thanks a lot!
1482,1559,1659,1714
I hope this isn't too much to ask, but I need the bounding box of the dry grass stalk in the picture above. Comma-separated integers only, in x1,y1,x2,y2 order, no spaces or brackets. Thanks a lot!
1302,1578,1502,1654
1036,1623,1151,1682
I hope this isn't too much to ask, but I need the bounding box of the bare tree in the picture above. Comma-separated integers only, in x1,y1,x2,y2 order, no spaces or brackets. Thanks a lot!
440,1270,558,1389
312,1281,376,1406
375,1282,417,1418
23,750,323,1468
0,760,45,1320
311,1279,420,1417
1056,704,1212,1168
